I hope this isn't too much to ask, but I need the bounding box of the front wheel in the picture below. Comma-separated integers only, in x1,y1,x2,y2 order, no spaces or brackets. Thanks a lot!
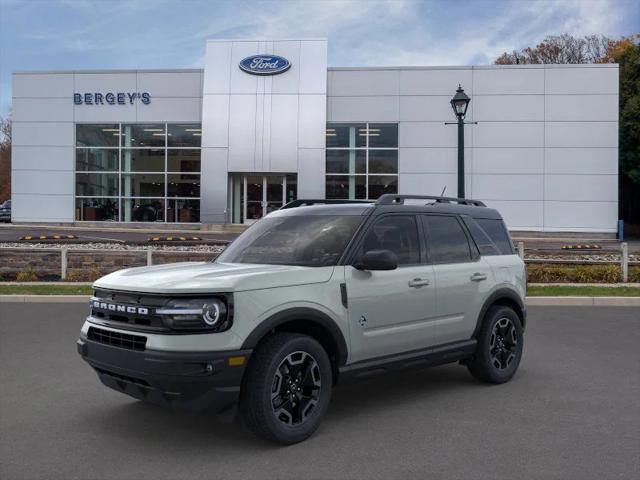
467,306,524,384
240,333,332,444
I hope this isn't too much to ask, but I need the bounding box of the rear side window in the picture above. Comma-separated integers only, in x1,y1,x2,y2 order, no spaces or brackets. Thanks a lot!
423,215,473,264
476,218,514,255
462,217,501,256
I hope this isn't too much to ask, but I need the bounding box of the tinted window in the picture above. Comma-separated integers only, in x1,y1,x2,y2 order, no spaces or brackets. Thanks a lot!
217,215,363,267
423,215,472,264
360,215,420,265
462,217,501,256
476,218,514,255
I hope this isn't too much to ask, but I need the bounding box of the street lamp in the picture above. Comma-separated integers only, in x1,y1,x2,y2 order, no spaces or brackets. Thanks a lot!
449,84,471,198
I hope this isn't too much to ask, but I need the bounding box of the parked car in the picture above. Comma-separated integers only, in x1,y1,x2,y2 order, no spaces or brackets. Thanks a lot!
0,200,11,222
77,194,526,444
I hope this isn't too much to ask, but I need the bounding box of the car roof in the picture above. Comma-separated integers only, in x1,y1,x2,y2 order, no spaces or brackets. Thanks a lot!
274,200,503,220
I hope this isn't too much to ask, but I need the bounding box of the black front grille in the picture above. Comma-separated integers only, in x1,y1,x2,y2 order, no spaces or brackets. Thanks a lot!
90,290,169,332
88,326,147,351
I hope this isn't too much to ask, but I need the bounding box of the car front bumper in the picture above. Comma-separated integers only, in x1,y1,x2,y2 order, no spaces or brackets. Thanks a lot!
77,337,251,414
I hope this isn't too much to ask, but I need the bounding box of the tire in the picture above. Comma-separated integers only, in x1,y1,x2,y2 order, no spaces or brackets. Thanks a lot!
240,333,332,444
467,306,524,384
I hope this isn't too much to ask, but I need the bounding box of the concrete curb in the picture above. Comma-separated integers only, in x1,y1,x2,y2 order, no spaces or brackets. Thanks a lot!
526,296,640,306
1,295,639,306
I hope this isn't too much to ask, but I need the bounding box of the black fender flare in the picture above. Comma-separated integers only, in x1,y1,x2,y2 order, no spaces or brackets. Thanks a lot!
241,307,349,366
472,287,526,338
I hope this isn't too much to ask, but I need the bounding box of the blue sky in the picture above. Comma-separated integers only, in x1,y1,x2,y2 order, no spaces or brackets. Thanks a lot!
0,0,638,116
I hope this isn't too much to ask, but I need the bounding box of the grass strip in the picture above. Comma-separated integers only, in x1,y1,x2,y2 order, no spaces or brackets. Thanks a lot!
0,284,92,295
527,285,640,297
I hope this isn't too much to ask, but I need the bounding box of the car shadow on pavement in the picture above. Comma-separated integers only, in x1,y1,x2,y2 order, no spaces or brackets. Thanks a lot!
77,363,481,449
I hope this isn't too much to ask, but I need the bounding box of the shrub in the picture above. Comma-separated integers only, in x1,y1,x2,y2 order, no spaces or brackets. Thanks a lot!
527,264,621,283
629,266,640,283
15,268,38,282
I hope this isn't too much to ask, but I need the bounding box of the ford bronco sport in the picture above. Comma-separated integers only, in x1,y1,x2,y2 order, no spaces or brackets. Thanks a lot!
77,194,526,444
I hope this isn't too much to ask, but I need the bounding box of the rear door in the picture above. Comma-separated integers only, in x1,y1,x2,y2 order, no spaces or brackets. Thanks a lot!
345,214,437,363
422,214,493,345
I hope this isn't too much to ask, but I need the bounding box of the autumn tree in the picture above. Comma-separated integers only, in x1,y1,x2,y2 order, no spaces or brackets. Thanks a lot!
601,35,640,225
495,34,610,64
0,116,10,203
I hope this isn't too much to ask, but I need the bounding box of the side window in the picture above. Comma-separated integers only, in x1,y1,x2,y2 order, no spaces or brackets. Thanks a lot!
476,218,514,255
423,215,473,264
360,215,420,265
462,216,501,256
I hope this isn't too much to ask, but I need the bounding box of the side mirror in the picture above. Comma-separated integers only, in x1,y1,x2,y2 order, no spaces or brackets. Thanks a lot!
354,249,398,271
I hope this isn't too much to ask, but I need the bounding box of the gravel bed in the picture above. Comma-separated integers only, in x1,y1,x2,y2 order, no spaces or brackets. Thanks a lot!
0,242,226,253
526,253,640,262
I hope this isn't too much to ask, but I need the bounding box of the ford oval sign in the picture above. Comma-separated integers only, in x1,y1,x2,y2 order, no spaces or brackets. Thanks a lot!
239,55,291,75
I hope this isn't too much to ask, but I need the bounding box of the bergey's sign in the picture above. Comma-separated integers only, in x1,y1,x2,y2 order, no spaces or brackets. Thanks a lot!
239,55,291,75
74,92,151,105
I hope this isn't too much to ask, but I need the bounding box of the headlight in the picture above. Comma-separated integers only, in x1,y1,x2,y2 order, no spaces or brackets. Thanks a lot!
156,297,231,332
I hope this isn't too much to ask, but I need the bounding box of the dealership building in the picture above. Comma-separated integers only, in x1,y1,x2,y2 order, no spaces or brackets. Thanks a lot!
11,39,619,232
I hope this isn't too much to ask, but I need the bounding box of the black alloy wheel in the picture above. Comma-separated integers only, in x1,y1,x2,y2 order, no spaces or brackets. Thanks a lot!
271,351,322,426
240,333,332,444
467,305,523,384
489,317,518,370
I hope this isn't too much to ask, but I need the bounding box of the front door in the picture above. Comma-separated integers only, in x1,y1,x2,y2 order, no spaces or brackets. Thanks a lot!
345,214,437,363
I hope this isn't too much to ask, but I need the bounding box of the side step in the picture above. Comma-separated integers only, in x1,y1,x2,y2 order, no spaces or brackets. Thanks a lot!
337,339,477,383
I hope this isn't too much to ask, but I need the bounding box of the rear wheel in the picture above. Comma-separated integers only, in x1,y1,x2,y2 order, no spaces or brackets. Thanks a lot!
467,306,523,384
240,333,332,444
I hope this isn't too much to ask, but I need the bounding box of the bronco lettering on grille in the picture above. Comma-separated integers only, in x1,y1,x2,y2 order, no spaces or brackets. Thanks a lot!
92,301,149,315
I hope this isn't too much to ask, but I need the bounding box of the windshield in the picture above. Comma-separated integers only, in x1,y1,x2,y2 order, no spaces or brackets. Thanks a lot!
217,214,363,267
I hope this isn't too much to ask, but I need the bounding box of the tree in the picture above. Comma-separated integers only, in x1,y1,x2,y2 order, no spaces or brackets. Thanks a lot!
0,116,10,203
601,35,640,226
495,34,610,65
495,33,640,227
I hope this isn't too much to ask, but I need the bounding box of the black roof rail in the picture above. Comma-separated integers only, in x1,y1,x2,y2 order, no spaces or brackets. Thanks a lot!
280,199,373,209
376,194,486,207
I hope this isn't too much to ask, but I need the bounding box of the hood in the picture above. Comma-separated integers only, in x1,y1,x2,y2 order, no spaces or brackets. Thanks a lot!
93,261,335,294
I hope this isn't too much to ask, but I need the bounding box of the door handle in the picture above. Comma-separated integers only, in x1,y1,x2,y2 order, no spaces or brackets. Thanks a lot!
470,273,487,282
408,278,430,288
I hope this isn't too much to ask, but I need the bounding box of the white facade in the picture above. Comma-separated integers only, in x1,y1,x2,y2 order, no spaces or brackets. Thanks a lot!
11,39,619,232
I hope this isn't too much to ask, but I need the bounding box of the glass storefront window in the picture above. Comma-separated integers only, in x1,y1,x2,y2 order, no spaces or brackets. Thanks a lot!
326,150,366,174
121,198,165,222
167,149,200,172
326,123,366,148
76,173,119,197
326,175,366,200
285,175,297,204
168,124,202,147
167,174,200,197
121,149,165,172
326,123,399,200
75,148,118,171
76,124,120,147
121,174,165,197
75,198,119,221
121,124,166,148
368,123,398,148
75,123,202,222
369,150,398,174
368,176,398,198
167,199,200,223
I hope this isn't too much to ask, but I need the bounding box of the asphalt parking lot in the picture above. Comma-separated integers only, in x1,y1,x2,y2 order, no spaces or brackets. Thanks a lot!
1,304,638,480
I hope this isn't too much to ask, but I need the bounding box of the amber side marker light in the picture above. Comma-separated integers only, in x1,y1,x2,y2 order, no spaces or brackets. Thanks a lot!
228,356,246,367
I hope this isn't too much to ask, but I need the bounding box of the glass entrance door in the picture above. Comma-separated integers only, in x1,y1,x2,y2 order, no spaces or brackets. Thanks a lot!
231,174,296,224
245,175,264,223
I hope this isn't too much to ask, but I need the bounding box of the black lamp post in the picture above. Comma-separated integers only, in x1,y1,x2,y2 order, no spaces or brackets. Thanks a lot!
449,84,471,198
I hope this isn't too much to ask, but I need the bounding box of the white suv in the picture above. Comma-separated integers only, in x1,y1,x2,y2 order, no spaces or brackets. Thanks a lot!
78,194,527,444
